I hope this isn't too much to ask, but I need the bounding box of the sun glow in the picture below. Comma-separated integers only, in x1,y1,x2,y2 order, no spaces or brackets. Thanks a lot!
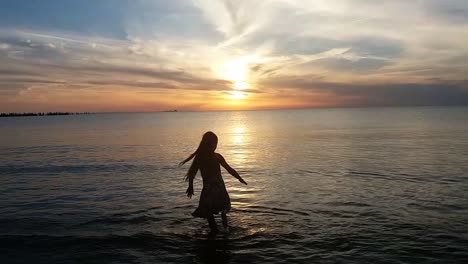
234,81,249,90
215,55,258,98
222,62,247,84
229,90,246,100
232,126,246,144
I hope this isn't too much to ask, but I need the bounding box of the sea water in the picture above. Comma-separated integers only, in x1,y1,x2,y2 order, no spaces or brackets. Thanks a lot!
1,107,467,263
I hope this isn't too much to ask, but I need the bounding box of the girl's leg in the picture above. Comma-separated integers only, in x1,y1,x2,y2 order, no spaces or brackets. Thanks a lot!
207,214,218,232
221,211,228,230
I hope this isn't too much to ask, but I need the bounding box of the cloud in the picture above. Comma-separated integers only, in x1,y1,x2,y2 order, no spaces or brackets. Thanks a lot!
0,29,233,89
0,68,40,77
260,76,468,106
191,0,267,39
422,0,468,24
85,80,179,89
309,57,392,72
0,0,468,111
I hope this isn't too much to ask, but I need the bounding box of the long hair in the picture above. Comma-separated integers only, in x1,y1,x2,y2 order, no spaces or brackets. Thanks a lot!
180,131,218,181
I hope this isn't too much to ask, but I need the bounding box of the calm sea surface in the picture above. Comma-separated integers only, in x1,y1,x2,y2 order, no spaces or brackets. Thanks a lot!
1,107,468,263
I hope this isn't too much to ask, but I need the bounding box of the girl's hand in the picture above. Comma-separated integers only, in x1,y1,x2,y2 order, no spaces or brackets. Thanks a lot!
239,178,247,185
186,185,194,198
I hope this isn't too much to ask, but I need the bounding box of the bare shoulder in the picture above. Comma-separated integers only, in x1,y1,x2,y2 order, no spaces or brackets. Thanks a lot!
215,152,225,162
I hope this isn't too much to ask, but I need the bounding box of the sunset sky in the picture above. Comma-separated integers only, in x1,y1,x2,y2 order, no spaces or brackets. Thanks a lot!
1,0,468,112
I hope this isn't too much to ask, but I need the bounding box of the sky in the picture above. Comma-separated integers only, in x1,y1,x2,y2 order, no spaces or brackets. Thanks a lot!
0,0,468,112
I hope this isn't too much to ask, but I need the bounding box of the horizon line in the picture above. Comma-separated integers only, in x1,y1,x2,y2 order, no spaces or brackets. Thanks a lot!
2,104,467,115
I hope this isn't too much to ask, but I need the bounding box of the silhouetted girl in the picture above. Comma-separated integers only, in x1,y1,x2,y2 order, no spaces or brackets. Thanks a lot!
180,131,247,233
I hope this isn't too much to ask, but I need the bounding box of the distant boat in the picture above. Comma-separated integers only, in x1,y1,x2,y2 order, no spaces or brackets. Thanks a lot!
162,109,178,112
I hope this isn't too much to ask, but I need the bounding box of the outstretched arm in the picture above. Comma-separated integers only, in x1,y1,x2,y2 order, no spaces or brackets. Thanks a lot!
186,177,194,198
185,161,198,199
218,154,247,185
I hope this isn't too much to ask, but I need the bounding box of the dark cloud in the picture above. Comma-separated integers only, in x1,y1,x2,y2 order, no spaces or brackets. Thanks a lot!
309,57,392,72
86,80,179,89
0,37,37,49
423,0,468,24
32,62,230,88
0,59,235,92
0,68,41,76
249,63,291,78
3,59,231,88
0,35,68,62
349,37,403,57
261,77,468,107
0,77,65,84
249,33,404,60
0,31,231,93
0,82,26,90
355,83,468,106
274,36,341,56
87,79,256,93
82,65,202,83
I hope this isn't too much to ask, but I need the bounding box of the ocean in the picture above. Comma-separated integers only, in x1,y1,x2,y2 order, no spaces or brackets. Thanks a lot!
1,107,467,263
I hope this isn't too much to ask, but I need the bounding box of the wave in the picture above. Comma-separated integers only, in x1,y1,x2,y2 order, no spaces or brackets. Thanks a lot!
2,226,468,264
0,164,176,175
347,170,462,184
239,205,310,216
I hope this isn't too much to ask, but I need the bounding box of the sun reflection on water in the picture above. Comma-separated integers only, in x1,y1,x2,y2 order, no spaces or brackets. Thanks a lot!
233,127,245,144
227,125,251,171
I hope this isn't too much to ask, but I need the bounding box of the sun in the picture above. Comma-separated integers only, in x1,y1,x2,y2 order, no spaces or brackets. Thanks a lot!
234,81,249,90
230,91,246,100
223,63,247,84
215,56,256,94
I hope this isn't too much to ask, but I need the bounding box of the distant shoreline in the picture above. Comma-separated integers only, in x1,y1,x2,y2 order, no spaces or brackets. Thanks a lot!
1,105,467,117
0,112,94,117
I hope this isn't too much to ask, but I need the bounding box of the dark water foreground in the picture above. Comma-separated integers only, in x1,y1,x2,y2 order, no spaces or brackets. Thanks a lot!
1,196,467,263
1,107,468,263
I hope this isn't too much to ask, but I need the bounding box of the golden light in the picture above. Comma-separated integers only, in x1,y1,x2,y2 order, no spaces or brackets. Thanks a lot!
233,127,245,144
234,81,249,90
222,62,247,82
230,126,249,168
230,91,246,100
233,127,245,134
214,55,257,94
